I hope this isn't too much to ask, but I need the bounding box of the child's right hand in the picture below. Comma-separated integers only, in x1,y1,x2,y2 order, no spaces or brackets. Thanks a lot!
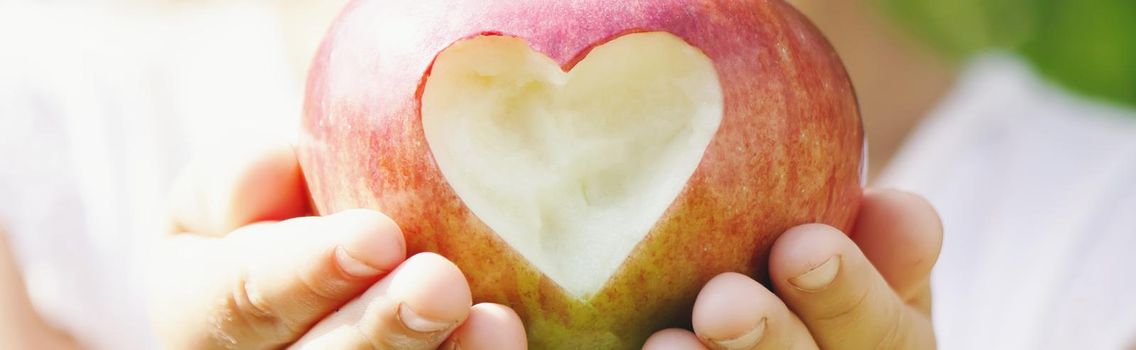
147,141,527,350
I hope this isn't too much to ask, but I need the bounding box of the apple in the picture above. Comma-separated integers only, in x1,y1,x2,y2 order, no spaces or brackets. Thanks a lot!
298,0,863,348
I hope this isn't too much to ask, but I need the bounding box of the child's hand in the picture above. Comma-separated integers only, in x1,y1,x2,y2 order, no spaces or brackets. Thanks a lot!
644,189,943,350
147,141,527,350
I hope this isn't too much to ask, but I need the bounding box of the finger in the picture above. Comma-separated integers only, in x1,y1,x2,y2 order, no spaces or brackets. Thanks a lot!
293,253,472,350
692,273,818,350
769,224,935,349
169,139,310,236
148,209,406,349
852,189,943,302
642,329,708,350
440,303,527,350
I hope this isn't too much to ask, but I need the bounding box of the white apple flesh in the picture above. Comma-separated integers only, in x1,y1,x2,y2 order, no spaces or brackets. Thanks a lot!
423,32,723,298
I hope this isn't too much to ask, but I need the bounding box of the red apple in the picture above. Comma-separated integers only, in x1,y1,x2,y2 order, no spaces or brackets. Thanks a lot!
298,0,863,348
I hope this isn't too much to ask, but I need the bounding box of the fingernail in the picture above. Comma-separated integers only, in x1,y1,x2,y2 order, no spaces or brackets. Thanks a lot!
709,317,766,350
398,302,457,333
335,247,383,277
789,255,840,291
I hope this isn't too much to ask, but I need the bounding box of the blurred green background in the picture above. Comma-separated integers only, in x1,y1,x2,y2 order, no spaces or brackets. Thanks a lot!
877,0,1136,108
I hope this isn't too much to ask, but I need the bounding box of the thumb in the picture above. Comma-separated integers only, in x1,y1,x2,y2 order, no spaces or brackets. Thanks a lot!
168,139,311,236
851,189,942,304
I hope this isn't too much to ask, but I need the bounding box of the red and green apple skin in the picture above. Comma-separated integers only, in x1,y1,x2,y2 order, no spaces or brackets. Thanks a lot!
298,0,863,348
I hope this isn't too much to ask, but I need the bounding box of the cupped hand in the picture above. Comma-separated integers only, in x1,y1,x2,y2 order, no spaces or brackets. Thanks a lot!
644,189,943,350
146,141,527,350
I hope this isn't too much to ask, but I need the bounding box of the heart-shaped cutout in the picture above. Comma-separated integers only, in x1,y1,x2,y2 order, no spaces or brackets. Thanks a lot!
422,32,723,298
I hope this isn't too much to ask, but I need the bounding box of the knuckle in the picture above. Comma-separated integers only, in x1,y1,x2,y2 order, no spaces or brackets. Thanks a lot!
234,277,273,320
874,305,910,350
352,323,382,350
813,285,871,323
214,273,299,347
299,252,353,301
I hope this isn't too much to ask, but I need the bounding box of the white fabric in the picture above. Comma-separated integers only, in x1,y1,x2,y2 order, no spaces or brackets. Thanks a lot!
880,55,1136,349
0,3,300,349
1,2,1135,348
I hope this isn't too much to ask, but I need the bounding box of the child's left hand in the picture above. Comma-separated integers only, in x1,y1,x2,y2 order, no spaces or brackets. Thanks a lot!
644,189,943,350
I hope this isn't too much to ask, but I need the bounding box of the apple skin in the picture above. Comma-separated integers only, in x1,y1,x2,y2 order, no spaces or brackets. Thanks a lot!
298,0,863,348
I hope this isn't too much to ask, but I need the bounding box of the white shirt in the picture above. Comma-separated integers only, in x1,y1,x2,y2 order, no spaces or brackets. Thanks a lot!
881,55,1136,349
1,3,1134,349
0,3,301,349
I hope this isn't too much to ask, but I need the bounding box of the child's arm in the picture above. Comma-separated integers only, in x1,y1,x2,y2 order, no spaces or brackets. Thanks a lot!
0,228,81,350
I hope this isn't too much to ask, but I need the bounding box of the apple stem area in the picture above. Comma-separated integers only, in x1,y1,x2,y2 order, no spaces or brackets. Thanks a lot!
421,32,723,298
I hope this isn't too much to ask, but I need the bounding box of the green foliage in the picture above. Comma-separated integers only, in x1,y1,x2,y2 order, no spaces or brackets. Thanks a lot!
876,0,1136,108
